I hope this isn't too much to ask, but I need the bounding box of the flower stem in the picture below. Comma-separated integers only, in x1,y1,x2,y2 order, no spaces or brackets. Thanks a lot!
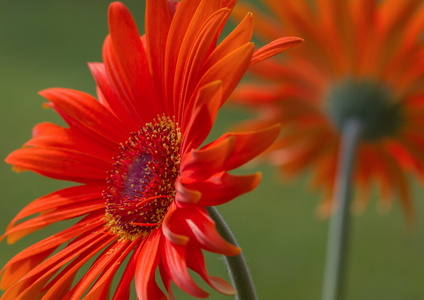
207,207,258,300
322,119,363,300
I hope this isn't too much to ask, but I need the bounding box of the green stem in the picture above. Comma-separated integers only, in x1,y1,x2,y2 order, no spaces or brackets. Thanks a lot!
322,119,363,300
207,207,258,300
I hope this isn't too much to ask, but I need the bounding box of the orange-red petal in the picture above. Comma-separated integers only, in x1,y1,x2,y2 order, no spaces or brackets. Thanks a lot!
220,124,282,171
108,2,160,122
180,135,235,183
187,171,262,206
250,36,303,66
181,80,223,152
40,88,127,146
6,147,108,183
160,239,209,298
135,231,166,300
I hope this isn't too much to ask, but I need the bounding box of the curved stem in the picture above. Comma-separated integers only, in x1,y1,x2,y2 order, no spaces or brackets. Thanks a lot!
322,119,363,300
207,207,258,300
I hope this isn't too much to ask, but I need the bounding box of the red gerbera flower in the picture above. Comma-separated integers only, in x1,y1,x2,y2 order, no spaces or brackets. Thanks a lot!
0,1,301,299
232,0,424,218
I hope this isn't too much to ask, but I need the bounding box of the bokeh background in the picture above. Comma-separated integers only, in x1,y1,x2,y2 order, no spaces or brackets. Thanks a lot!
1,1,424,299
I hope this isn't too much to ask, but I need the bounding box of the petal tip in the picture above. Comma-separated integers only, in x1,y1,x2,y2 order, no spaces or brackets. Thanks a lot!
108,1,127,12
209,276,236,296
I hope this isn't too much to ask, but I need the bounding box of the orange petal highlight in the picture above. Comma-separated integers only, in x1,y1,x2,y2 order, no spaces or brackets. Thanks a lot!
250,36,303,66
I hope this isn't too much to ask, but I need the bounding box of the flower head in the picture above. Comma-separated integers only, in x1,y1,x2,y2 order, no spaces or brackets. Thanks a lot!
0,1,301,299
232,0,424,217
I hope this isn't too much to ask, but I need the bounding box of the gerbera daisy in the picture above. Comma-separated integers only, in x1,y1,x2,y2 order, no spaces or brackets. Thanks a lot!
232,0,424,218
0,1,301,299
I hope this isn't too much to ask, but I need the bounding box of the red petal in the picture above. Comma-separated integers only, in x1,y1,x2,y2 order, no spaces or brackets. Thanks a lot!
135,231,166,300
41,262,79,299
221,124,282,171
69,240,131,299
112,258,135,300
184,207,240,256
6,147,109,183
3,200,104,244
180,135,235,183
175,178,202,205
162,203,190,245
40,88,127,147
88,62,139,131
25,122,116,163
196,42,254,106
112,243,142,300
174,7,230,121
1,232,113,300
168,206,240,256
250,36,303,66
164,0,203,112
158,261,174,299
181,80,223,152
187,171,262,206
203,11,254,71
1,249,56,291
221,0,237,10
6,185,104,231
186,244,235,295
0,214,103,289
42,235,121,299
108,2,160,122
160,238,209,298
145,0,173,113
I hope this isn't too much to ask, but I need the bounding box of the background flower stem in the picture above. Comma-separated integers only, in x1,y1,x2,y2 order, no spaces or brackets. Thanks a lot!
322,119,363,300
207,207,258,300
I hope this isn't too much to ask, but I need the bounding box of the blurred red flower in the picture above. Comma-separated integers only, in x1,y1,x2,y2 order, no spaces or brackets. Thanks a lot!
232,0,424,218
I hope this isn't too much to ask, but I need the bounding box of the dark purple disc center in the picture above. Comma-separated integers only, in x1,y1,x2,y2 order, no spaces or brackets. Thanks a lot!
123,152,152,199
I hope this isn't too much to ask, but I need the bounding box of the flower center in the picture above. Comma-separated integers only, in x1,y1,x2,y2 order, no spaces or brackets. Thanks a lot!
104,116,181,241
325,78,403,140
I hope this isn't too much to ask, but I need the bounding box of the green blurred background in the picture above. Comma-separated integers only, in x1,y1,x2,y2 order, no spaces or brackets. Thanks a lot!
1,1,423,299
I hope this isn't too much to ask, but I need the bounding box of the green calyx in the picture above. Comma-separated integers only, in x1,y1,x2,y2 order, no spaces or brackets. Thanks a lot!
325,78,403,140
